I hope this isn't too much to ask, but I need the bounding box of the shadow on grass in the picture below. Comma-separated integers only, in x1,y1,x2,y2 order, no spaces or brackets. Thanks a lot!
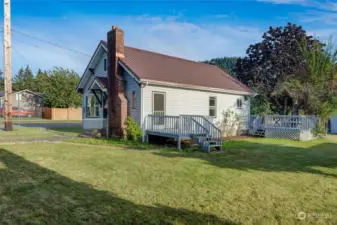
0,149,233,225
154,140,337,178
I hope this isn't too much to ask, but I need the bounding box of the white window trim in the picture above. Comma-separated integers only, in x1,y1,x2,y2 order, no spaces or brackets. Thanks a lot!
209,96,217,117
86,94,100,118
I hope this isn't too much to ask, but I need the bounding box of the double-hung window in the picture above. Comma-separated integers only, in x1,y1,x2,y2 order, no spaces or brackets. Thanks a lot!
86,95,100,117
209,97,217,117
104,58,107,71
131,91,136,110
153,92,165,125
237,98,243,109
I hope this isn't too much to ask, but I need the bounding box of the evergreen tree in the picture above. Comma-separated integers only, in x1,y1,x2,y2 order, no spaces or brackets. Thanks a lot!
23,65,36,91
203,57,238,76
13,66,37,91
13,67,25,91
36,69,49,93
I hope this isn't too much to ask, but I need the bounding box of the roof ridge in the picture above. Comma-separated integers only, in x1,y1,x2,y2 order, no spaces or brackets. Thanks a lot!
100,40,221,70
125,45,217,68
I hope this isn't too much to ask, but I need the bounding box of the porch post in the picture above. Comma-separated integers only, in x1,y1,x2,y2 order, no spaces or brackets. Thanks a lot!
177,136,182,152
99,91,104,118
82,91,87,119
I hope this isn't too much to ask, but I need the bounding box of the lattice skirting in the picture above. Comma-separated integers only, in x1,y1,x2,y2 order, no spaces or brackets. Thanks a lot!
265,128,314,141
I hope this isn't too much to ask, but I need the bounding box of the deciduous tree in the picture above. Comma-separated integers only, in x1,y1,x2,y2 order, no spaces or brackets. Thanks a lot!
43,67,82,108
236,22,321,114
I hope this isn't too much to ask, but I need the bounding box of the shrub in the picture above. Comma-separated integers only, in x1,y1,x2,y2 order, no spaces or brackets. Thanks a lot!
126,116,143,141
218,109,243,137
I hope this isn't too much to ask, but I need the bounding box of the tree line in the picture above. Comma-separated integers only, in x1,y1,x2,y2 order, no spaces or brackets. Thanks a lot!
203,57,238,76
0,66,82,108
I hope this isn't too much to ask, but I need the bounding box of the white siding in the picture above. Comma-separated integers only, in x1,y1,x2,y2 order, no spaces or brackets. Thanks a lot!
142,84,250,127
124,70,141,124
94,52,108,77
83,118,107,130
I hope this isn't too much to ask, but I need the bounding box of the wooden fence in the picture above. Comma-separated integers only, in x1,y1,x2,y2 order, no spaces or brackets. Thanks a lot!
42,107,82,120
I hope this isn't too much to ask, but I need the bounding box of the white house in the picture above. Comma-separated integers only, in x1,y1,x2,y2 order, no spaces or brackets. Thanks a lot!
77,26,253,151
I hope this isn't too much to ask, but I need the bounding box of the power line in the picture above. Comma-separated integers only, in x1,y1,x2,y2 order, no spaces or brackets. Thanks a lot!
12,38,40,48
11,28,91,57
12,45,32,65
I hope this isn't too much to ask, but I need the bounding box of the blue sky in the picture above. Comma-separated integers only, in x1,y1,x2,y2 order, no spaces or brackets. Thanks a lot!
1,0,337,75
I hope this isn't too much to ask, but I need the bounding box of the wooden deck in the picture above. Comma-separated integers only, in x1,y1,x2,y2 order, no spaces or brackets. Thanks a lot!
144,115,222,152
146,128,207,139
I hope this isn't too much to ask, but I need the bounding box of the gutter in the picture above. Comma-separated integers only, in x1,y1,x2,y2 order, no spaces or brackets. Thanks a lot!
140,79,254,96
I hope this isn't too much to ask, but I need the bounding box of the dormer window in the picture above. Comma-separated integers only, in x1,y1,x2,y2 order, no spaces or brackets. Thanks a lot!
104,58,107,71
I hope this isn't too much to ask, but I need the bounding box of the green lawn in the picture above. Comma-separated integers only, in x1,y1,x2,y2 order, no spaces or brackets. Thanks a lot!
0,128,62,141
0,117,82,124
0,137,337,224
48,127,84,137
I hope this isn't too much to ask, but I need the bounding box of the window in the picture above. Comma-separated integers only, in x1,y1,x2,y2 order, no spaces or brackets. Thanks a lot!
104,58,107,71
153,92,165,125
131,91,136,109
16,93,22,101
86,95,100,117
237,98,243,109
209,97,217,117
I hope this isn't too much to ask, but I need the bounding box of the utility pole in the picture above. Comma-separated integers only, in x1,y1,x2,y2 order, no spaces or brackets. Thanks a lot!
3,0,12,131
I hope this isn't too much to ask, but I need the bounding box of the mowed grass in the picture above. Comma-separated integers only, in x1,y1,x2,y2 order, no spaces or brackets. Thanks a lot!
0,128,61,141
48,127,84,137
0,117,82,124
0,137,337,224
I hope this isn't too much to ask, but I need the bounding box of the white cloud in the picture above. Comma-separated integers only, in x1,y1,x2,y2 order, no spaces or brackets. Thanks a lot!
300,10,337,24
0,15,263,75
258,0,337,11
258,0,307,4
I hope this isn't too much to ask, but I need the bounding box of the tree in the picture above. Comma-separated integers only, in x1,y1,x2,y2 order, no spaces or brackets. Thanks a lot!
35,69,49,93
13,65,36,91
235,22,321,114
203,57,238,76
13,67,25,91
43,67,82,108
276,39,337,133
23,66,36,91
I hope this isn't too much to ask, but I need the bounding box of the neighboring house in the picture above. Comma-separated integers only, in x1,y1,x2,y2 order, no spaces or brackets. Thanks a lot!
77,26,254,151
0,89,44,117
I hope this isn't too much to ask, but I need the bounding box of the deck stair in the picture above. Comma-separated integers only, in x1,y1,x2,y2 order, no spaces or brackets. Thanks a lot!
253,128,265,137
190,133,222,152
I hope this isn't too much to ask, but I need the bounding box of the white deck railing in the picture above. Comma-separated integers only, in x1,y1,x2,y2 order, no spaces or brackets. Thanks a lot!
144,115,209,137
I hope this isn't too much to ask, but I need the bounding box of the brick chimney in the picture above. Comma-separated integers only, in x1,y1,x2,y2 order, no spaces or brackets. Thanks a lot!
107,26,127,138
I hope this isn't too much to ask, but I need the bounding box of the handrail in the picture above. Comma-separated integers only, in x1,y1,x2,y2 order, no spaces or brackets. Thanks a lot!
201,116,222,133
191,118,209,134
